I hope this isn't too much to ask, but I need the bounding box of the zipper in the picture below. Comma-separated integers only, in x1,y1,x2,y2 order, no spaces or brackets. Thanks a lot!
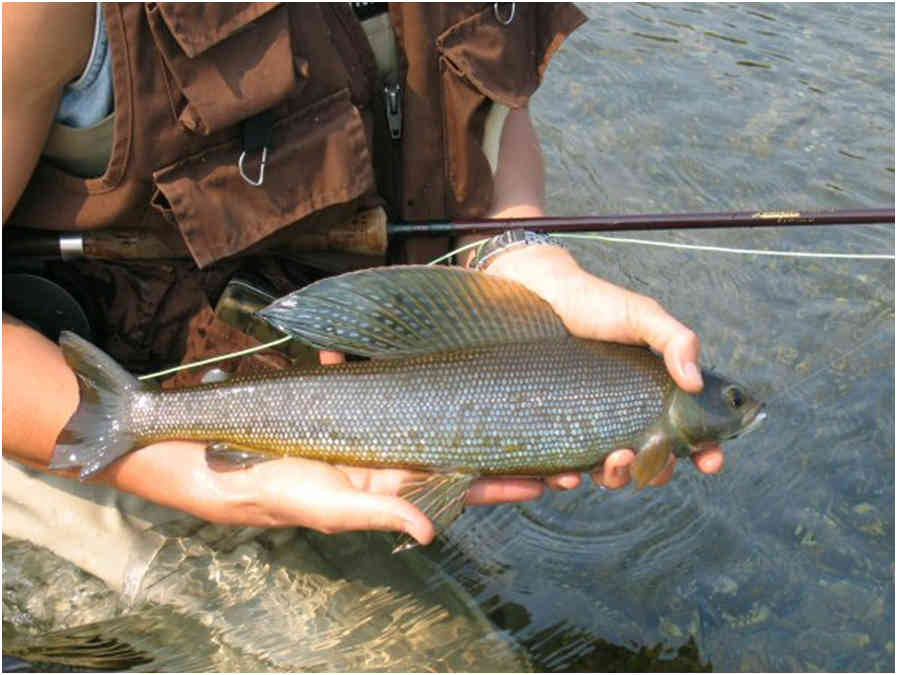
384,80,403,141
382,74,404,249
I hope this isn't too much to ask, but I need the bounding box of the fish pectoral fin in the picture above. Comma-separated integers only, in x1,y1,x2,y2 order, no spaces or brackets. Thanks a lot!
205,442,279,471
630,436,675,490
394,471,478,553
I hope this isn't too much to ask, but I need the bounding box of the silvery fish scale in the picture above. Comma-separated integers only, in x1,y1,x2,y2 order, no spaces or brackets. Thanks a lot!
132,338,672,475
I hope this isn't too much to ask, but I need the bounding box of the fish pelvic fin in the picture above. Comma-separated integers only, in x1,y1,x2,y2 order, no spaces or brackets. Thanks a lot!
393,471,478,553
205,442,280,471
630,434,675,491
51,331,142,480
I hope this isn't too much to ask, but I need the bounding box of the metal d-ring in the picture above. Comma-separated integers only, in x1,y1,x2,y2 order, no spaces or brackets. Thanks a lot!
238,146,268,187
493,2,515,25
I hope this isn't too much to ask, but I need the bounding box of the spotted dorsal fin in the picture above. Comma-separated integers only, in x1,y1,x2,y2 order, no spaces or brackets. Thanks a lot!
257,265,568,358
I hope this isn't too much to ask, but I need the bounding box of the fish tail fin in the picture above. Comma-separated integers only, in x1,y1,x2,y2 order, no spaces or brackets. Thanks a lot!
51,331,142,480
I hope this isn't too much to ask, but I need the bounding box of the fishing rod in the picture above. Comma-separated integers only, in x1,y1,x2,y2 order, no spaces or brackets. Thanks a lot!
4,207,893,260
389,207,895,237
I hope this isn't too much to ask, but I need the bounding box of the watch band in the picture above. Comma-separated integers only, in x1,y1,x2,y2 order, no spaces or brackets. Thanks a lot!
468,230,566,271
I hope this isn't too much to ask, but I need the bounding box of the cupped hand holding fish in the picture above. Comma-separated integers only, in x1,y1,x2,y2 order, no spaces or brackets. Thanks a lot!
479,242,726,491
98,438,543,547
323,243,724,496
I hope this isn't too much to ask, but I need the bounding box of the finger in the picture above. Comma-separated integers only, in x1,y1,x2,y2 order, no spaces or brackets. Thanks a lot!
321,489,435,545
661,330,703,393
625,293,704,393
340,466,430,496
592,448,635,489
691,444,725,474
467,477,545,505
544,472,581,491
319,350,346,365
648,454,676,487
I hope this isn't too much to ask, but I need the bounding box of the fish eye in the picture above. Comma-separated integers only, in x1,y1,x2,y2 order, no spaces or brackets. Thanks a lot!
724,386,745,409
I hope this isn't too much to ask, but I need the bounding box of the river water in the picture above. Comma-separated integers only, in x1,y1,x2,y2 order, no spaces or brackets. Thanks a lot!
441,3,894,671
3,3,893,672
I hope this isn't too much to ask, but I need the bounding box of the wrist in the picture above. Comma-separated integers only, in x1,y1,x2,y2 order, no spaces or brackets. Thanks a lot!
468,230,567,272
479,241,588,312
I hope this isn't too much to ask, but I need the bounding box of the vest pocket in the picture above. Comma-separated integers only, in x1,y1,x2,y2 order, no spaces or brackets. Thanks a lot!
151,89,376,269
146,3,302,135
438,5,541,110
434,3,587,215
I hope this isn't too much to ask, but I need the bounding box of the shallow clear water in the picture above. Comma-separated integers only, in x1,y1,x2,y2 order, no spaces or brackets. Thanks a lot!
4,3,894,672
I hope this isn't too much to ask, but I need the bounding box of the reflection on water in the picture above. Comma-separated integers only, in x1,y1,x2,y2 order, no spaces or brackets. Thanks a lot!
3,528,530,672
3,3,894,672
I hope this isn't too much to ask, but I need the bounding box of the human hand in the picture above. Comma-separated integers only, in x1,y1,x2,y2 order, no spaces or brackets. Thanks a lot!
92,438,546,547
479,241,725,490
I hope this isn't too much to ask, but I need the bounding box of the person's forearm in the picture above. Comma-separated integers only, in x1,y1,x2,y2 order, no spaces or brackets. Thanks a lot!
458,106,547,265
2,314,80,467
487,106,545,219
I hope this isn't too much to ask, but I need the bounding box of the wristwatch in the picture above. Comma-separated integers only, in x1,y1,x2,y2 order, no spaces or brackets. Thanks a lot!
468,230,566,271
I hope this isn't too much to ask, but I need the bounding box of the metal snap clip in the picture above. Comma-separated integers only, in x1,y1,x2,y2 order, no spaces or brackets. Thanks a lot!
493,2,515,25
238,146,268,187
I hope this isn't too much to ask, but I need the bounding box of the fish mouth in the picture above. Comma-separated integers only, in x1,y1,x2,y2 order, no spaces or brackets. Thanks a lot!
730,402,767,439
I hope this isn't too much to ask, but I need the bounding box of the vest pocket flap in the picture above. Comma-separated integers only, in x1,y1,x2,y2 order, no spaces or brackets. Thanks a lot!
147,3,300,135
437,3,587,107
155,3,281,58
151,90,376,269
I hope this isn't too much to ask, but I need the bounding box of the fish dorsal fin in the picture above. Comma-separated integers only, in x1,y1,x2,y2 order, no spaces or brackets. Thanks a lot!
257,265,568,358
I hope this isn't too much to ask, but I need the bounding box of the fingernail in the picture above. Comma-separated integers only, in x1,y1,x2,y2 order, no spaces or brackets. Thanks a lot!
683,361,702,386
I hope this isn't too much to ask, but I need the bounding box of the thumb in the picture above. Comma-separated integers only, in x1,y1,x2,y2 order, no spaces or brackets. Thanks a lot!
624,293,704,392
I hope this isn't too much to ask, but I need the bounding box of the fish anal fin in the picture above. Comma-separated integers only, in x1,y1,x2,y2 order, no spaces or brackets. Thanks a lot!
394,471,478,553
205,442,279,471
631,434,675,490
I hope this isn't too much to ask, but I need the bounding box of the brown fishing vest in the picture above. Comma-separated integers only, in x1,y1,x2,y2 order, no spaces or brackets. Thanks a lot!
7,2,586,383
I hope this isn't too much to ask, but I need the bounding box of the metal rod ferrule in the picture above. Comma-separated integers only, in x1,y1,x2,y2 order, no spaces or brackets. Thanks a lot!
59,234,85,260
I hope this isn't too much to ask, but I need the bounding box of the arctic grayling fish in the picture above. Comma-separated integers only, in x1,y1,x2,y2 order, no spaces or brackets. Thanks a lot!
53,266,765,549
